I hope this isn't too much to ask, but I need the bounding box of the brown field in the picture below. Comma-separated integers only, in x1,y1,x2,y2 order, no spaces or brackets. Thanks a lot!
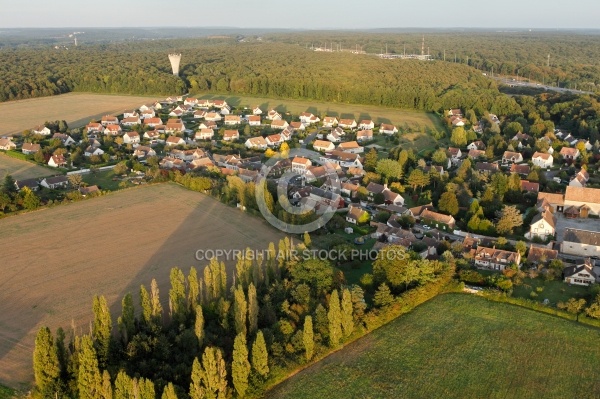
0,154,54,180
0,183,283,388
0,93,159,135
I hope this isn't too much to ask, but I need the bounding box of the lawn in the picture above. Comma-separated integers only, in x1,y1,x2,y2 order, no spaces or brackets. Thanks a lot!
0,92,158,135
82,169,123,191
512,277,592,306
268,293,600,399
195,93,445,133
0,152,55,180
0,385,14,399
0,183,283,387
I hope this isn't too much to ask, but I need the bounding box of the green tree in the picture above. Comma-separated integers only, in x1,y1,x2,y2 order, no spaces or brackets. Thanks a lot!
495,205,523,235
195,305,205,348
438,191,459,216
140,284,152,326
341,288,354,338
188,266,200,310
406,169,430,192
233,284,248,336
290,258,334,294
376,159,402,182
232,333,250,397
114,370,132,399
150,278,163,325
137,377,155,399
585,294,600,320
327,290,342,347
114,161,128,175
251,330,269,378
101,370,112,399
33,327,61,397
432,149,448,166
303,315,314,362
92,295,112,369
161,383,178,399
364,148,378,172
2,174,17,195
515,241,527,256
21,186,40,210
169,267,187,325
190,347,228,399
559,298,587,321
373,283,394,308
68,173,83,188
450,127,467,147
350,285,367,323
247,283,259,335
303,232,311,247
117,293,135,344
77,335,102,399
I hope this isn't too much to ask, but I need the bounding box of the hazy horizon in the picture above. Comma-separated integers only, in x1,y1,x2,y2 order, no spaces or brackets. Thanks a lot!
1,0,599,30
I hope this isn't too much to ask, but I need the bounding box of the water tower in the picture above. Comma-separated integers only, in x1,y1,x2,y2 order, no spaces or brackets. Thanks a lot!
168,53,182,76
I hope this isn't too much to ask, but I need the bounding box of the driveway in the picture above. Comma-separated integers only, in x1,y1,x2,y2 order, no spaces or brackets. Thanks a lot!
555,213,600,242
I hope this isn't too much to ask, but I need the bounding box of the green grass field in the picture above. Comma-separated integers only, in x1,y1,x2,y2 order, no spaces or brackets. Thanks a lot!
0,384,15,399
268,294,600,399
512,277,592,307
195,93,445,133
82,170,122,191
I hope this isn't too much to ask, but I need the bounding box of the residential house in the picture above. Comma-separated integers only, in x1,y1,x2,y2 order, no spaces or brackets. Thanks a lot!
40,176,69,189
290,121,305,131
169,109,184,118
561,228,600,258
212,100,228,109
133,146,156,158
357,130,373,142
195,129,215,140
359,120,374,130
271,120,289,130
322,117,338,127
291,157,312,174
525,210,556,240
450,116,465,127
564,259,597,286
104,125,122,136
223,130,240,142
448,147,462,161
502,151,523,164
569,169,590,188
383,190,405,206
560,147,580,161
320,151,363,169
143,131,160,141
121,116,141,126
366,182,386,201
476,162,499,174
165,136,185,147
346,205,369,225
123,132,140,144
300,112,320,124
194,110,207,119
48,154,67,168
184,97,198,107
165,119,185,134
447,109,463,117
204,112,222,122
313,140,336,152
15,178,39,191
521,180,539,193
526,245,558,265
467,141,486,151
380,124,398,135
341,181,360,197
266,134,283,147
327,129,343,143
266,109,282,120
0,138,16,151
86,122,103,133
564,187,600,217
101,115,119,126
252,106,263,115
199,121,218,130
224,115,241,126
22,142,41,154
510,163,531,176
245,136,268,150
338,119,357,129
531,152,554,168
144,117,164,128
84,146,104,157
337,141,364,154
80,185,100,196
32,125,52,135
468,149,486,160
420,209,456,231
537,192,566,213
473,246,521,271
190,157,214,170
141,109,155,119
248,115,261,126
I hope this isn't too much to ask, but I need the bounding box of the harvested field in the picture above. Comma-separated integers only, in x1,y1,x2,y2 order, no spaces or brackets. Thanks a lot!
0,93,158,135
268,294,600,399
0,153,54,180
0,183,283,387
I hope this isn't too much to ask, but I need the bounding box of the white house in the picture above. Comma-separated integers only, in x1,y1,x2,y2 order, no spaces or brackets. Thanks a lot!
245,136,268,150
502,151,523,164
253,106,263,115
320,150,363,169
248,115,261,126
322,117,338,127
569,169,590,188
133,146,156,158
22,142,41,154
291,157,312,174
0,138,16,151
561,228,600,258
271,120,289,130
266,134,283,147
85,146,104,157
195,129,215,140
123,131,141,144
359,120,374,130
338,119,357,129
448,147,462,160
223,130,240,142
104,125,122,136
560,147,580,160
32,125,52,136
205,112,222,122
531,152,553,168
357,130,373,142
144,117,163,128
380,124,398,135
266,109,282,120
337,141,364,154
346,205,369,225
473,247,521,271
564,259,597,286
467,141,486,151
313,140,336,152
224,115,241,126
165,136,185,146
300,113,320,124
40,176,69,189
101,115,119,126
525,210,556,240
48,154,67,168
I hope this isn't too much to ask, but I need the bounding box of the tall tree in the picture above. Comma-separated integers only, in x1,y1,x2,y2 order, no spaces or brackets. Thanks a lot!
194,304,205,348
406,169,430,192
251,330,269,378
247,283,259,335
188,266,200,310
150,278,163,325
190,347,228,399
169,267,187,324
137,377,155,399
327,290,342,347
232,333,251,398
92,295,112,369
233,285,248,336
340,288,354,338
161,383,178,399
450,126,467,147
118,293,135,344
376,159,403,182
495,205,523,235
114,370,132,399
101,370,112,399
438,191,459,216
364,148,378,172
303,316,314,362
77,335,102,399
2,174,17,195
140,284,152,326
33,327,61,396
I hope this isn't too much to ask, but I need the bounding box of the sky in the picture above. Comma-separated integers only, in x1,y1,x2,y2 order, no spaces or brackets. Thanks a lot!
0,0,598,29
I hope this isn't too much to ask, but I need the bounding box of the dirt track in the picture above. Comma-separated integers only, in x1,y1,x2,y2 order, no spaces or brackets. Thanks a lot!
0,183,283,387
